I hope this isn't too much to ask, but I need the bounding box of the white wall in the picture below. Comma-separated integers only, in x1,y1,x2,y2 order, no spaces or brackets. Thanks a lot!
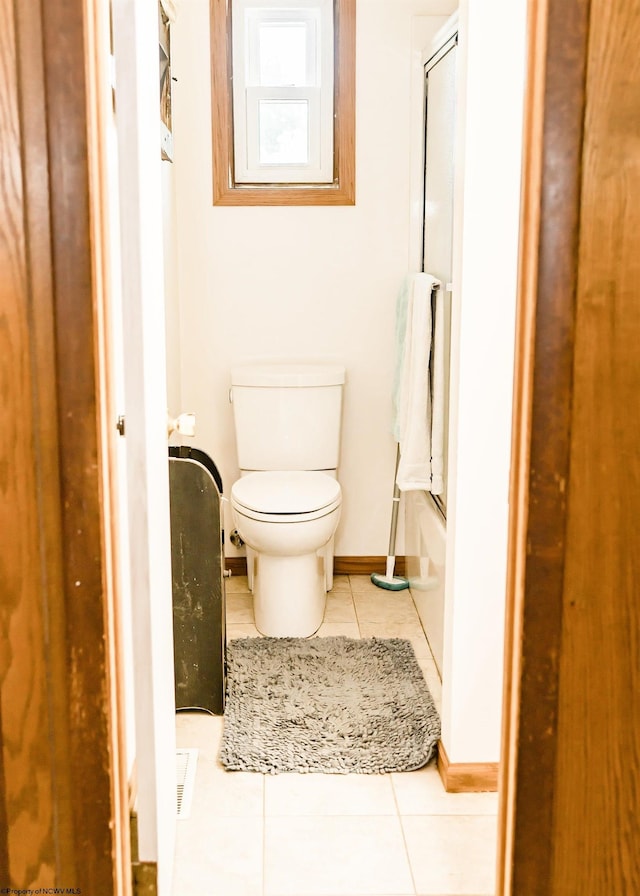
171,0,456,558
441,0,527,763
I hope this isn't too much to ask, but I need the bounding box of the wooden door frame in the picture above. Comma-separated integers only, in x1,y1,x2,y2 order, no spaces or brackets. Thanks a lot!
1,0,130,891
498,0,591,888
499,0,640,891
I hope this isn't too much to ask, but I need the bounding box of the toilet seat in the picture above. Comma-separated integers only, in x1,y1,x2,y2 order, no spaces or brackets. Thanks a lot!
231,471,341,524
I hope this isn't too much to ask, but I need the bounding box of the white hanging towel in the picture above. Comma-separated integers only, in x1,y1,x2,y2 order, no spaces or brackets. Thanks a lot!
429,285,445,495
394,272,441,491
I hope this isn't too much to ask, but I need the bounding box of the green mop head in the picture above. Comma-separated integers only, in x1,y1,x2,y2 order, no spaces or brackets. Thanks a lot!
370,571,410,591
370,556,409,591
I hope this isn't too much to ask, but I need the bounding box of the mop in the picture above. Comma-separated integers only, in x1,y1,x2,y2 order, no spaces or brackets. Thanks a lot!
371,444,409,590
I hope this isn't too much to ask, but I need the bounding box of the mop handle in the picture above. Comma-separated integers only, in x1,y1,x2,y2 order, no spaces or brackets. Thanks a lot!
388,444,402,557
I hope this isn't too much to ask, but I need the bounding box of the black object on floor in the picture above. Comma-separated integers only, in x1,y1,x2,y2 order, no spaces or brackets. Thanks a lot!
169,446,226,714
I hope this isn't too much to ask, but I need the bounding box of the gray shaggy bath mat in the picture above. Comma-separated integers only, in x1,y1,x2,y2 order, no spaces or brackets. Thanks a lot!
220,636,440,774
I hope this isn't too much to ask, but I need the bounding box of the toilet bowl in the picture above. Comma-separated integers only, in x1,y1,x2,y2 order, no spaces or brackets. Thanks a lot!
231,470,341,637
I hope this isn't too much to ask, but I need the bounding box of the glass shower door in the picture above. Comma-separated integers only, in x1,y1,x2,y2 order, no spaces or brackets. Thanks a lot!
423,36,457,518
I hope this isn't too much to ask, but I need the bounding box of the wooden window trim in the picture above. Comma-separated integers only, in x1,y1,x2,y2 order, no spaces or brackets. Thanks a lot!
210,0,355,206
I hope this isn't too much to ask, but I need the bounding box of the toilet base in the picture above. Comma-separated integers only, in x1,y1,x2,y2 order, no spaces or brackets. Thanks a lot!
246,538,335,593
252,552,326,638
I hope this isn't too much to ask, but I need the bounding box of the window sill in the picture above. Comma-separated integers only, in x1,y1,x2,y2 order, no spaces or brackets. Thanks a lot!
213,181,355,207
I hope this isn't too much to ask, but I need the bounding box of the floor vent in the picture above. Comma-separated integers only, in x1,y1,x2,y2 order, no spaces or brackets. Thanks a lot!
176,748,198,819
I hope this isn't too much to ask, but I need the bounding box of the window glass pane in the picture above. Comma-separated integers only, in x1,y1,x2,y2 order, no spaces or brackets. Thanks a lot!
259,22,308,86
258,100,309,164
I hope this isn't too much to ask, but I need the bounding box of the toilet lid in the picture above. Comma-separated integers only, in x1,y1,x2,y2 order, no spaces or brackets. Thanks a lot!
231,471,341,515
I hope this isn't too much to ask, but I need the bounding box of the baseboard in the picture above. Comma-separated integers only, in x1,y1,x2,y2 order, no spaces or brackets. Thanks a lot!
129,761,138,860
437,740,499,792
335,556,406,576
129,762,157,895
224,555,407,578
225,556,247,576
132,861,157,896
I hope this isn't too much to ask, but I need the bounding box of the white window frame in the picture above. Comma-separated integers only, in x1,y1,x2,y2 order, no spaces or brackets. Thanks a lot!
232,0,334,184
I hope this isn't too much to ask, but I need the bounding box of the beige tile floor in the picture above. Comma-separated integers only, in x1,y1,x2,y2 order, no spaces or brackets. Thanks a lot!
172,575,498,896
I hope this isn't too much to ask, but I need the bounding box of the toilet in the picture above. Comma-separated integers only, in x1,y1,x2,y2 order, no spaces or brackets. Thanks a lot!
229,363,345,637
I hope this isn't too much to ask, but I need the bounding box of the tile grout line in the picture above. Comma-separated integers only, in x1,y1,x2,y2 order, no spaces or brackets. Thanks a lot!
348,578,364,637
390,770,419,896
262,770,266,896
354,574,419,894
408,587,441,673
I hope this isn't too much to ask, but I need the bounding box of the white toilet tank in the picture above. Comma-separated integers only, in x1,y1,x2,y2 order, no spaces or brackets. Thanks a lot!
231,363,345,471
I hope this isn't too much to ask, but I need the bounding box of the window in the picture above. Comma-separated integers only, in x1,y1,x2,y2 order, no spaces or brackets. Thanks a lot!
233,1,333,183
210,0,355,205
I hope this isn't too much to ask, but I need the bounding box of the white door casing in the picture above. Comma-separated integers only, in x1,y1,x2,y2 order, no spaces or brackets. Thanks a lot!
111,0,177,890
